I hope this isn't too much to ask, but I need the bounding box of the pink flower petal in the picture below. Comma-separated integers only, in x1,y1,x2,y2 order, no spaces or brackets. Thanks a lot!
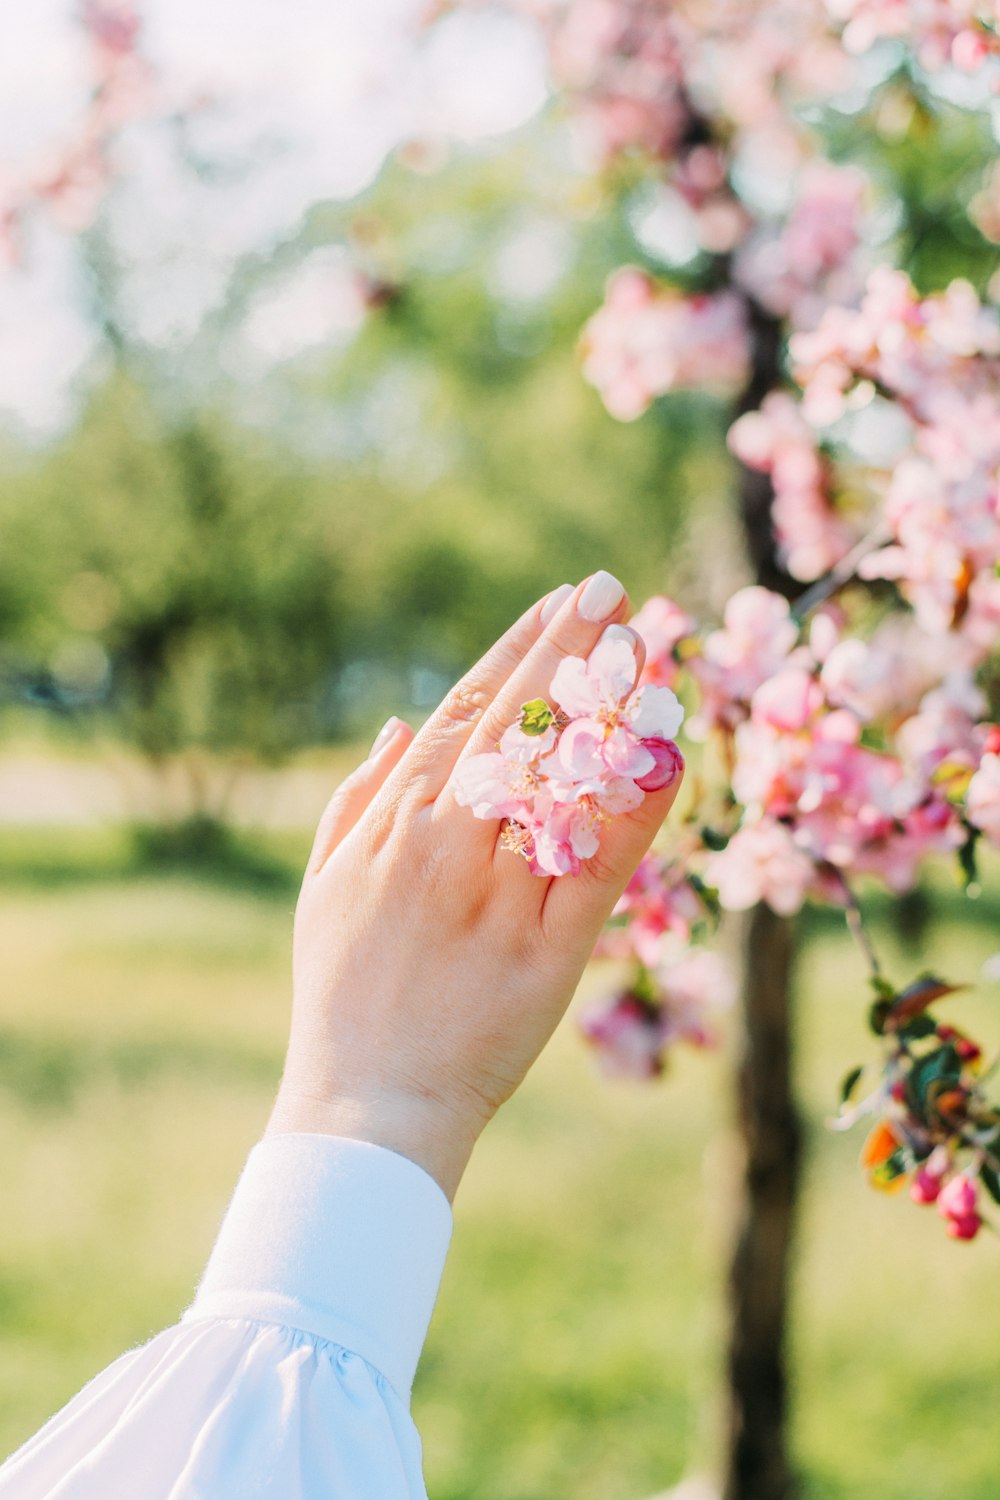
635,738,683,791
452,752,511,818
550,655,603,718
557,718,607,779
603,724,655,779
569,813,601,860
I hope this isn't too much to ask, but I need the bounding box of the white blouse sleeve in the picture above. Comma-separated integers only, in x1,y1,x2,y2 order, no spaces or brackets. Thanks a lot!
0,1133,453,1500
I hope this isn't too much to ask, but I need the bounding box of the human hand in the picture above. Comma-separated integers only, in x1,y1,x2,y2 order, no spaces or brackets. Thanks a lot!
266,573,684,1199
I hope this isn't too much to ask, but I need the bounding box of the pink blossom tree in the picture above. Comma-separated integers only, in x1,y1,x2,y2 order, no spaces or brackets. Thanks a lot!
429,4,1000,1497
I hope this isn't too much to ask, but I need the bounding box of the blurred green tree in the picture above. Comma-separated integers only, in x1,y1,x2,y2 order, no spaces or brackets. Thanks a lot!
1,130,724,824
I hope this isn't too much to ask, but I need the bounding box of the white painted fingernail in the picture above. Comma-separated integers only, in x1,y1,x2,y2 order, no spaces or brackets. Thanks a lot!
578,570,625,623
540,583,574,625
369,716,401,757
600,623,637,649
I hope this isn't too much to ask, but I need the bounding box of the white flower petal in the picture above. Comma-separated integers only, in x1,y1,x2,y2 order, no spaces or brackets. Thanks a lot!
587,634,637,705
627,684,685,740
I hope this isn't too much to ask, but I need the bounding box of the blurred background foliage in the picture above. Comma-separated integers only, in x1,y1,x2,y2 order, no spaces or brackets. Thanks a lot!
0,129,730,832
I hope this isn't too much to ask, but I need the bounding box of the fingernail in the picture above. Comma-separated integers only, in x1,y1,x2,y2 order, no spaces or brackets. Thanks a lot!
578,570,625,623
369,716,401,757
599,622,637,650
540,583,574,625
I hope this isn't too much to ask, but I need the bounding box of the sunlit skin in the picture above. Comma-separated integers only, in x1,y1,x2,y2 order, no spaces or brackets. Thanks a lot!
267,575,682,1202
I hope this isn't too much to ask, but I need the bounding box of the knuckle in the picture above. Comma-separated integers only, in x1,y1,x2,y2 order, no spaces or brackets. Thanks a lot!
438,682,492,730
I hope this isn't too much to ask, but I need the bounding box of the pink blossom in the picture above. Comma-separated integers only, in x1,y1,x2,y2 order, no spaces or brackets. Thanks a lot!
945,1212,982,1241
896,676,986,780
820,622,958,722
546,0,689,164
581,270,749,421
630,594,697,689
635,737,684,792
789,271,1000,634
734,162,870,328
938,1173,979,1219
550,631,684,782
580,945,732,1075
729,392,854,582
453,722,558,823
937,1174,982,1240
657,946,735,1048
827,0,1000,72
455,630,684,878
690,586,800,733
706,820,815,916
600,854,707,964
966,752,1000,846
579,990,665,1078
751,667,825,733
910,1165,945,1204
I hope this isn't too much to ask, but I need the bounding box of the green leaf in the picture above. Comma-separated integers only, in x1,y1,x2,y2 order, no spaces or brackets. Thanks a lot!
687,872,721,921
958,830,980,892
907,1043,962,1114
897,1014,938,1042
869,998,893,1036
630,965,660,1007
519,698,554,736
700,826,729,853
980,1163,1000,1207
840,1064,864,1104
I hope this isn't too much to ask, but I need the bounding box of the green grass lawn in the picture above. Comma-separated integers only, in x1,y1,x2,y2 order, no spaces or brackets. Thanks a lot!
0,829,998,1499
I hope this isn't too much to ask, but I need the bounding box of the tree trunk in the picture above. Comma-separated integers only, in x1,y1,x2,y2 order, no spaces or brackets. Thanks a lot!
722,903,801,1500
722,297,802,1500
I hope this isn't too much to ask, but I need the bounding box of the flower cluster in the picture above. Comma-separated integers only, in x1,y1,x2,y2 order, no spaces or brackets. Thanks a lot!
733,161,872,329
788,271,1000,631
581,944,734,1078
838,977,999,1241
634,585,999,912
729,392,852,583
454,630,684,877
826,0,1000,72
438,0,1000,1247
573,581,995,1098
580,269,749,421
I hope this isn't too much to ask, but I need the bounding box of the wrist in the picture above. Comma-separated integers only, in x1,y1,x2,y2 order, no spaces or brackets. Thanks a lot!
265,1085,479,1203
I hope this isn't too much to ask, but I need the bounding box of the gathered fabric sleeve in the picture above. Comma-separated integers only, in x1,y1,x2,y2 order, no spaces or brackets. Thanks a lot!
0,1133,453,1500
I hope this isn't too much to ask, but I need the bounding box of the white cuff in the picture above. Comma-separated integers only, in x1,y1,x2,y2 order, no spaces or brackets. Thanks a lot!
182,1133,453,1399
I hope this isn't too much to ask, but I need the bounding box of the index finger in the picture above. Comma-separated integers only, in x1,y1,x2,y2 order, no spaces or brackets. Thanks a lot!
393,581,576,803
